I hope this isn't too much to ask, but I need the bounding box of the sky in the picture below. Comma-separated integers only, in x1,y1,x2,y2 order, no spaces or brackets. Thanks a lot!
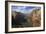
12,6,40,14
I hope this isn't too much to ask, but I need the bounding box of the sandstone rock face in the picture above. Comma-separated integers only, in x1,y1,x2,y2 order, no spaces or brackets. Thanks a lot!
30,9,41,27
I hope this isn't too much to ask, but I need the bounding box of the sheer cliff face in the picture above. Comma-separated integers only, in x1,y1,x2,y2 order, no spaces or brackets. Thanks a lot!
31,9,41,27
12,12,17,19
19,8,41,27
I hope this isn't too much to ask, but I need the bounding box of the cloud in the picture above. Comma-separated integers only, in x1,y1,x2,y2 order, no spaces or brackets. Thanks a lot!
12,6,41,14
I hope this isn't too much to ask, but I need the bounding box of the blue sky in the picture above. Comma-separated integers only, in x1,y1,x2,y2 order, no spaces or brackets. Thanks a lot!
12,6,40,14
